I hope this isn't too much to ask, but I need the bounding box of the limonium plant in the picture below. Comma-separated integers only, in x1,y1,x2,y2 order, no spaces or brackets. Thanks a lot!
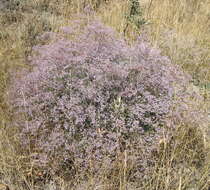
12,19,201,179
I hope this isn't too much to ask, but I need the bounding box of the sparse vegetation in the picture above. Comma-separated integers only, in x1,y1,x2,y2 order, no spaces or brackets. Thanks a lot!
0,0,209,189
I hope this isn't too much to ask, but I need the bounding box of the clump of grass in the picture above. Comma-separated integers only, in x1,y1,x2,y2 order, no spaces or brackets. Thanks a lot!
142,124,209,190
143,0,210,84
155,30,210,84
144,0,210,42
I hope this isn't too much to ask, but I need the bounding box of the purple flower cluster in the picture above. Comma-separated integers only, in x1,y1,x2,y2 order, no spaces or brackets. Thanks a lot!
12,20,189,176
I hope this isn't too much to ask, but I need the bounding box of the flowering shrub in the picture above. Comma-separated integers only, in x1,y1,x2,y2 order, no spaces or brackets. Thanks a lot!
12,20,192,178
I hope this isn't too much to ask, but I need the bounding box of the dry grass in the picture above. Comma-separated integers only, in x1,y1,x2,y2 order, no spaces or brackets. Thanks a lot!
144,0,210,42
98,0,210,83
143,0,210,84
0,0,209,189
143,127,210,190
